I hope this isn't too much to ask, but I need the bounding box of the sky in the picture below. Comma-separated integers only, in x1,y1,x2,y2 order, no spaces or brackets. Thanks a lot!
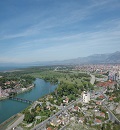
0,0,120,63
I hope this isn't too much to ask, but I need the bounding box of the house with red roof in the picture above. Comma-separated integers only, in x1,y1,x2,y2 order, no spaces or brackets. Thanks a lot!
96,81,116,88
47,127,52,130
94,118,102,125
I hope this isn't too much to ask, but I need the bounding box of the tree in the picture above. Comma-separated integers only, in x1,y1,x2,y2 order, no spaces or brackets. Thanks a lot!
36,106,41,112
24,111,35,123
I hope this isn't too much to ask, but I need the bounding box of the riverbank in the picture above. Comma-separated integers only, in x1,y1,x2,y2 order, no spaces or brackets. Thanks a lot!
17,84,35,95
0,97,9,101
0,84,35,101
0,113,21,130
0,78,58,126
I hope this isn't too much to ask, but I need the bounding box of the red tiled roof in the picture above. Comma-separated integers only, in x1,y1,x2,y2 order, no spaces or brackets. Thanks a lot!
99,95,104,99
100,112,105,117
47,127,52,130
96,101,101,105
95,118,102,123
96,81,116,87
109,96,116,101
74,106,79,110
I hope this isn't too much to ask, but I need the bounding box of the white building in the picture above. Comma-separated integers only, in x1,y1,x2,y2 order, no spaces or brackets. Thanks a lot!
83,91,90,103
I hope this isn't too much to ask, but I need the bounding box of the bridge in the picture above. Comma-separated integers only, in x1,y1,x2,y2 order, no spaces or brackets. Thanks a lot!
9,97,34,104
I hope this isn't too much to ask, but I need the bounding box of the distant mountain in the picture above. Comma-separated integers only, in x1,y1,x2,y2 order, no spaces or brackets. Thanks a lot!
0,51,120,68
105,51,120,63
30,51,120,65
65,51,120,64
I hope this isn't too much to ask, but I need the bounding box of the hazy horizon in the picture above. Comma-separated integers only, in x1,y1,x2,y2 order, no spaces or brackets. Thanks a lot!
0,0,120,63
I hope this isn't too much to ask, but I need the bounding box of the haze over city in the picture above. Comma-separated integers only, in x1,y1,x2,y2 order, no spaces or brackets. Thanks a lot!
0,0,120,63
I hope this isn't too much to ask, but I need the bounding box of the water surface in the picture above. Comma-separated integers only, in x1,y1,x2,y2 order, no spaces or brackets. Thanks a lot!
0,78,57,124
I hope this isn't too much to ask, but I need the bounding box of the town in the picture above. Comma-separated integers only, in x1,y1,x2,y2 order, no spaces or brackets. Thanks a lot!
0,64,120,130
1,0,120,129
0,75,35,100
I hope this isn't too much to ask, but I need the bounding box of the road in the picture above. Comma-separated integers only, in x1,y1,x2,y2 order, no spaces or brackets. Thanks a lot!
91,76,120,125
100,92,120,124
32,74,95,130
31,98,82,130
90,74,95,85
6,114,24,130
103,103,120,124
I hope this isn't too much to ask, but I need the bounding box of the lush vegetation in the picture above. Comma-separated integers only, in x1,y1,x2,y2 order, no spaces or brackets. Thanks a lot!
0,75,35,90
92,122,120,130
24,111,36,123
20,68,92,106
23,101,58,124
1,66,96,129
28,69,93,106
106,85,120,102
94,74,104,78
19,67,94,106
51,80,93,104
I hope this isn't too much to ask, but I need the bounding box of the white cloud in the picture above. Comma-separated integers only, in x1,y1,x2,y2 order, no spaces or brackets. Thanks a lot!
0,0,120,63
1,0,117,40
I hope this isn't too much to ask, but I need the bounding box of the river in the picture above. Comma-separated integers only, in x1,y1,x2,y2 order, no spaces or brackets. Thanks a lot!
0,78,57,124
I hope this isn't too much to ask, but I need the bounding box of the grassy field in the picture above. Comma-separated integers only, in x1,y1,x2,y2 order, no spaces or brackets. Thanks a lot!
29,70,88,85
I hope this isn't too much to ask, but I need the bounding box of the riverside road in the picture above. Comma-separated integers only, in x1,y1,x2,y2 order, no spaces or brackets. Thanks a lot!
32,73,96,130
32,98,82,130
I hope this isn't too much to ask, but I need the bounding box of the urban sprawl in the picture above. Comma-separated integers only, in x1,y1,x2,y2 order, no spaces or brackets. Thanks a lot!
0,64,120,130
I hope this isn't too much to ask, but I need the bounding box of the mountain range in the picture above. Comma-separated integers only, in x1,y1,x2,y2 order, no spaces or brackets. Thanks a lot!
33,51,120,65
63,51,120,65
0,51,120,67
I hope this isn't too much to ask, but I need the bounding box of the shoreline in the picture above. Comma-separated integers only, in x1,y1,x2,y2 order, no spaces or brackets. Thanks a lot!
0,84,35,101
0,84,35,128
0,78,58,129
17,84,35,95
0,97,9,101
0,113,24,130
0,114,19,130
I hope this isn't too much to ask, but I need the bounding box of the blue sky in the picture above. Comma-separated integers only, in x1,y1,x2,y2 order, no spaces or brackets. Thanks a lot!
0,0,120,63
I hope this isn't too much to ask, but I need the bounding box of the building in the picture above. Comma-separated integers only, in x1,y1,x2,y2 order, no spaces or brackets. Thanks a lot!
0,87,2,97
94,118,102,125
108,71,119,81
82,91,90,103
50,117,61,127
118,71,120,80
